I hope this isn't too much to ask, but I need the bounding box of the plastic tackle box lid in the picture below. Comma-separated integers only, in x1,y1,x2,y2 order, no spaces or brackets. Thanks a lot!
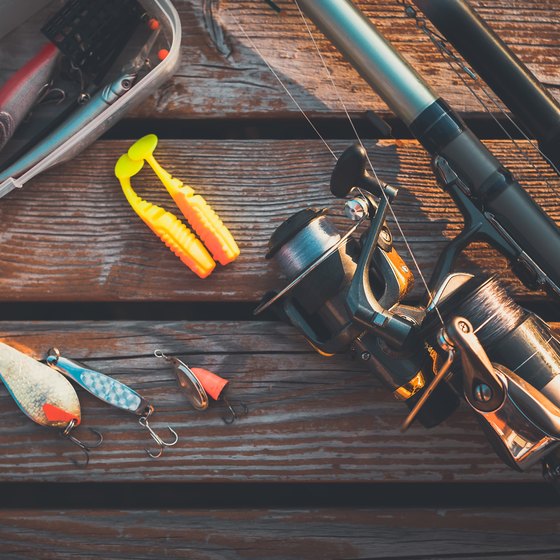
0,0,182,198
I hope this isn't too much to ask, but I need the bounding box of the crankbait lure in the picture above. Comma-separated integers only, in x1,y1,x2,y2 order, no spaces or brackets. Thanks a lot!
0,342,102,464
46,348,178,458
154,350,248,424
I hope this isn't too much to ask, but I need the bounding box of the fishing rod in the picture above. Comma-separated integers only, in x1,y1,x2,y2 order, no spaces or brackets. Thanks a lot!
410,0,560,174
252,0,560,489
295,0,560,299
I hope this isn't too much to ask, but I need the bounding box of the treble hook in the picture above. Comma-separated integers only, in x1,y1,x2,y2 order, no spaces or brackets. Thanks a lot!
61,419,104,467
221,398,249,425
138,405,179,459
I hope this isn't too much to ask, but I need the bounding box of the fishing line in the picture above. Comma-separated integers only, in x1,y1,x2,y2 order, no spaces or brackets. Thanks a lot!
513,335,555,374
473,312,499,335
398,1,560,186
293,0,445,325
227,8,338,161
437,42,560,190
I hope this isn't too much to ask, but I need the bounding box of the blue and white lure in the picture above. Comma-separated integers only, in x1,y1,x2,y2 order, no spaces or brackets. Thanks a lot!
46,348,178,458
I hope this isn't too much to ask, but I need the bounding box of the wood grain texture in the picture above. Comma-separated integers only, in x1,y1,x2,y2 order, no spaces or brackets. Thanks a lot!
1,508,560,560
132,0,560,119
0,138,558,302
0,320,557,483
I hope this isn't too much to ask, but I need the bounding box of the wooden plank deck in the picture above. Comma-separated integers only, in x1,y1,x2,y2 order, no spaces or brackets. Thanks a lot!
1,139,557,301
1,319,559,484
134,0,560,119
1,0,559,558
1,508,560,560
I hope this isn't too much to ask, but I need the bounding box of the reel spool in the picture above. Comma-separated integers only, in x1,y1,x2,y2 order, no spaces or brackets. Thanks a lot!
423,275,560,409
418,275,560,473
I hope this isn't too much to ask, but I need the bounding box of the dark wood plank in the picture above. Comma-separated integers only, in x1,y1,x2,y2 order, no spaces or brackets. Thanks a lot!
133,0,560,118
1,508,560,560
0,320,557,483
0,139,557,302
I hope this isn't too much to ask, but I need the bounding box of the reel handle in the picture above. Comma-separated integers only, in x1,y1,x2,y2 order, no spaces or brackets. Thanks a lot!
330,144,387,198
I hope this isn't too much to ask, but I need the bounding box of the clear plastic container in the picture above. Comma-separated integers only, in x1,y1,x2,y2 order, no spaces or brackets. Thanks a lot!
0,0,181,197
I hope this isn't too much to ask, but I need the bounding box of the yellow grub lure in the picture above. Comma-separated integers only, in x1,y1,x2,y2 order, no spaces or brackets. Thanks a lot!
0,342,102,464
115,134,240,278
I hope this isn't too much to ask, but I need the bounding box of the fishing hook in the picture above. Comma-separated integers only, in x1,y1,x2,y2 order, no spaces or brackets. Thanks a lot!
138,405,179,459
221,398,249,425
61,419,104,467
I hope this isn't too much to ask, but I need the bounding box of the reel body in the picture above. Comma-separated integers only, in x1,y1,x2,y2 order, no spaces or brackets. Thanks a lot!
258,143,560,488
261,205,459,429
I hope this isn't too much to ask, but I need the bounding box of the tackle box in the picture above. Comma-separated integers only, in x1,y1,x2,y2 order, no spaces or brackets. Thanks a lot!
0,0,181,198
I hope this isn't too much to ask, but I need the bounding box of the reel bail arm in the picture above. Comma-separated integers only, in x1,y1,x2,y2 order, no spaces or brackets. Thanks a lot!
345,186,414,348
331,143,415,349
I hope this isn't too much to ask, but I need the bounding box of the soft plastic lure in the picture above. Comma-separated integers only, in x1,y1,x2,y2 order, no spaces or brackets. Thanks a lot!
0,342,101,463
46,348,178,458
114,134,240,278
115,153,216,278
128,134,240,267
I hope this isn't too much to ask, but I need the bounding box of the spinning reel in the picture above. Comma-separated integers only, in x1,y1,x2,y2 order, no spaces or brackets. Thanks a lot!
257,144,560,488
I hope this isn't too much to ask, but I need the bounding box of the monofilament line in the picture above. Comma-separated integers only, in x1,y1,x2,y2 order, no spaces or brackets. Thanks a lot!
228,9,338,161
294,0,445,326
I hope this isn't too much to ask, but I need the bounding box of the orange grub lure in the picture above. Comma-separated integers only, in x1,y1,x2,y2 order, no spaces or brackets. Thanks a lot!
115,153,215,278
115,134,240,278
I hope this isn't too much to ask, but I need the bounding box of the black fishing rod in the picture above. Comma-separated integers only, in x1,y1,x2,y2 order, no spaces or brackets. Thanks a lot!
411,0,560,173
257,0,560,489
296,0,560,299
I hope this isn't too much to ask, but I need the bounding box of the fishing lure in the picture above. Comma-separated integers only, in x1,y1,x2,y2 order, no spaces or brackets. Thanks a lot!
115,134,240,278
154,350,248,424
115,153,216,279
46,348,178,458
0,342,102,464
